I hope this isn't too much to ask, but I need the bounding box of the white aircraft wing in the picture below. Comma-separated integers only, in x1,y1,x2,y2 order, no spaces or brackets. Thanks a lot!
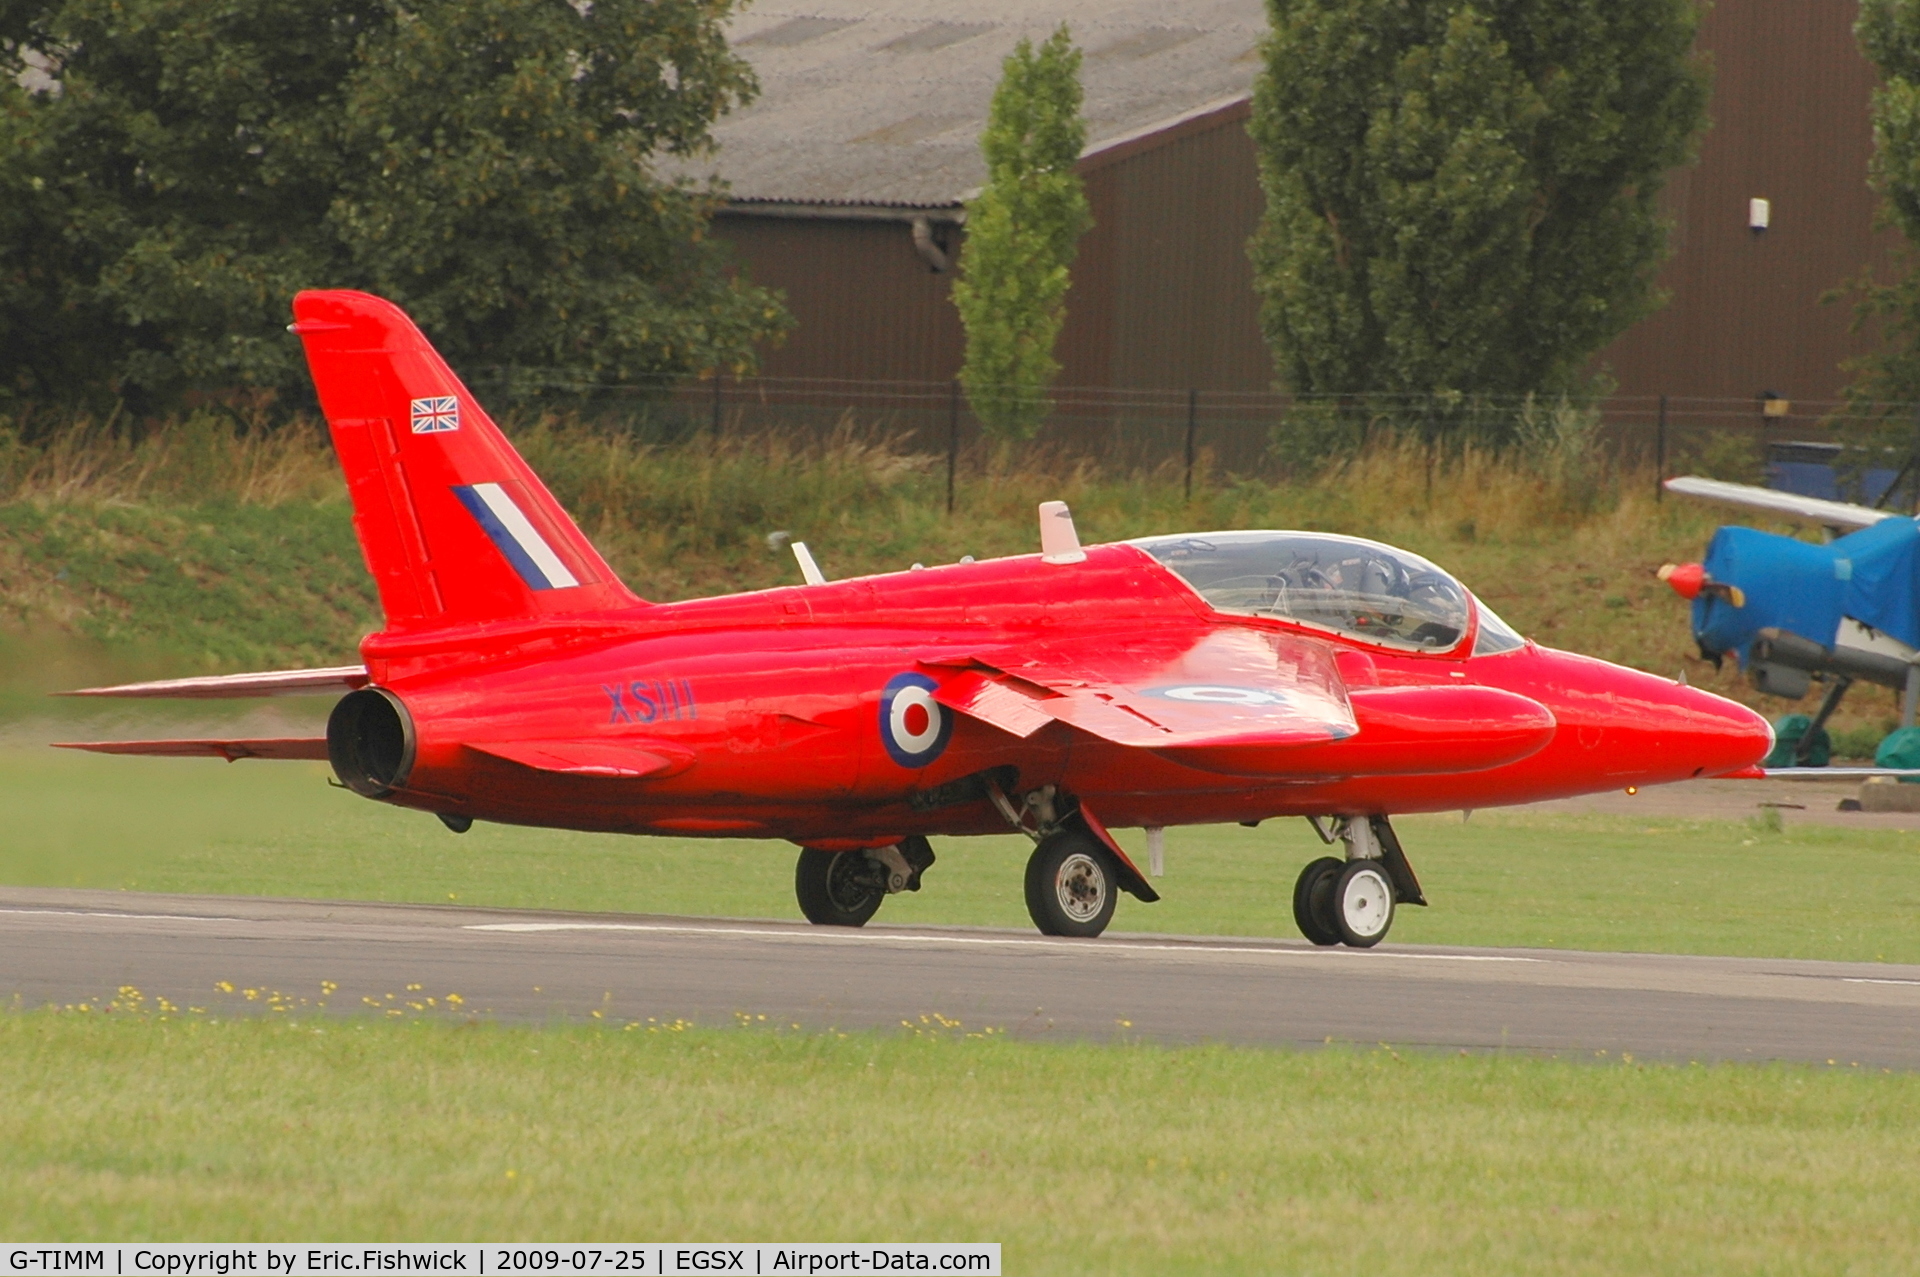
1662,476,1896,530
57,665,369,698
1759,767,1920,778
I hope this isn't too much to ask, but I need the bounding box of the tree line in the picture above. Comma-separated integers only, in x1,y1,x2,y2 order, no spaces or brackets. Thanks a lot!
0,0,789,415
10,0,1920,451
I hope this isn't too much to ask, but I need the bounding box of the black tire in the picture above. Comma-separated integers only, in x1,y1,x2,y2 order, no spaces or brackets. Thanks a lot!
1333,859,1395,948
1024,831,1119,938
1292,856,1345,946
795,847,885,927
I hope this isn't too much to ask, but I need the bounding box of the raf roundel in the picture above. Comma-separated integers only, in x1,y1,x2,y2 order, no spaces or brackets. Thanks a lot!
1149,684,1289,707
879,672,952,768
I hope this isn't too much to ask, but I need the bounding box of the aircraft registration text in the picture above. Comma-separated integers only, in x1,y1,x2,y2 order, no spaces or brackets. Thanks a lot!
603,678,697,724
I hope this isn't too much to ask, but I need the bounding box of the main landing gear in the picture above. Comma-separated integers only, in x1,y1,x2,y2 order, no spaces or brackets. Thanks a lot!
1292,815,1426,948
1024,827,1118,938
793,783,1160,936
794,836,935,927
987,782,1158,938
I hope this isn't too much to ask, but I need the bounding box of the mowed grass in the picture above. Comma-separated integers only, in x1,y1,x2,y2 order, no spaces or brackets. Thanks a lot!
2,1012,1916,1271
6,748,1920,963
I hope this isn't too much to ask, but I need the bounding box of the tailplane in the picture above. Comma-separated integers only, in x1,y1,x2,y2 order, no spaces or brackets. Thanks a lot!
291,290,642,630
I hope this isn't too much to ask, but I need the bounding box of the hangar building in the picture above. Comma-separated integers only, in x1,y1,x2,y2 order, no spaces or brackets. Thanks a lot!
677,0,1271,394
679,0,1893,420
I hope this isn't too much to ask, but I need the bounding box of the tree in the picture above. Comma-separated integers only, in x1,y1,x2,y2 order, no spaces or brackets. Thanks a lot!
1836,1,1920,441
0,0,790,411
1248,0,1709,439
952,26,1091,441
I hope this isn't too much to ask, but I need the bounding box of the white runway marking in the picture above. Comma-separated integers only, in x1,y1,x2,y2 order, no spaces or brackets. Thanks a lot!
0,907,248,924
463,920,1547,962
1843,977,1920,987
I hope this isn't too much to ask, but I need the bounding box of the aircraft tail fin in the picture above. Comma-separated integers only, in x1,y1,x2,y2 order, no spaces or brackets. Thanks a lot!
291,290,642,631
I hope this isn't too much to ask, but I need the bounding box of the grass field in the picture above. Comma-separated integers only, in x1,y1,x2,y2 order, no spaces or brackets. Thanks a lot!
6,747,1920,963
3,1013,1916,1270
10,405,1919,1268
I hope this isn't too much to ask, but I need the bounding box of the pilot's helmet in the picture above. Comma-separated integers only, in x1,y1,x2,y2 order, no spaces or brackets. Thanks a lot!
1329,554,1400,597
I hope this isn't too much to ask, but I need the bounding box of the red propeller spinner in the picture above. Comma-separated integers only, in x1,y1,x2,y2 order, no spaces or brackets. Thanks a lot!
1657,562,1745,607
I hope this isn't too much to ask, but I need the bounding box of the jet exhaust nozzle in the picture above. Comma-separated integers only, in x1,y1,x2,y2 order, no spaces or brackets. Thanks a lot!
327,687,416,797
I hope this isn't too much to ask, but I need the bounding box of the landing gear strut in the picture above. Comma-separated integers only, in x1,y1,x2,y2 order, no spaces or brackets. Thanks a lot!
794,836,935,927
1292,815,1425,948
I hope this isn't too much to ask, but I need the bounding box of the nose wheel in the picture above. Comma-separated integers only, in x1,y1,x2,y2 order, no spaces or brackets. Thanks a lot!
1292,856,1344,946
1331,860,1394,947
1292,816,1423,947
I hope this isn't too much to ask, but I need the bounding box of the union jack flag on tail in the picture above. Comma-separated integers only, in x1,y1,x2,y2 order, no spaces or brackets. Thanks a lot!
410,396,459,433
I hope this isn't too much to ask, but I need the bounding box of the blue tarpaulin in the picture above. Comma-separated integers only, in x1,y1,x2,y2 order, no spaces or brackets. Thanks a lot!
1695,516,1920,664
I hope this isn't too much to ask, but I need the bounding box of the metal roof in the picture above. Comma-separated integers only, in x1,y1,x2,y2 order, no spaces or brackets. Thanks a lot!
664,0,1266,209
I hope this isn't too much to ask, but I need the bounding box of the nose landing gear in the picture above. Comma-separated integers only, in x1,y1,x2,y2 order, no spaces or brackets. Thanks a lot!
1292,815,1425,947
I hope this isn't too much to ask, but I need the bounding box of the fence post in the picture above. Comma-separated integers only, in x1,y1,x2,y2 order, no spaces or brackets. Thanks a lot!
1184,388,1197,501
1656,394,1668,502
947,379,960,515
711,370,723,437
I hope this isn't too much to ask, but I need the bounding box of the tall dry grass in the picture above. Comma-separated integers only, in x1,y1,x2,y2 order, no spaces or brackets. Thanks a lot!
0,410,342,506
3,405,1801,723
0,401,1637,534
0,403,1673,595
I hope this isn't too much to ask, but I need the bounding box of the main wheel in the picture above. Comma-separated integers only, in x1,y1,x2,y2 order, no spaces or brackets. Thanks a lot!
1024,831,1119,938
795,847,885,927
1333,859,1395,948
1291,856,1345,946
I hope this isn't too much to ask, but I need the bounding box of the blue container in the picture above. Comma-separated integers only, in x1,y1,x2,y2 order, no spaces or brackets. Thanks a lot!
1766,441,1900,505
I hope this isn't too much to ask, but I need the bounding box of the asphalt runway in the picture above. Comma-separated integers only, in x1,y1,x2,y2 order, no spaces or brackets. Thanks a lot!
2,885,1917,1067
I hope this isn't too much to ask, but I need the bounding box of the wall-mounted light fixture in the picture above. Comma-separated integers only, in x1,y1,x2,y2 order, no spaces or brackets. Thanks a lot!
1760,390,1790,418
1749,198,1771,233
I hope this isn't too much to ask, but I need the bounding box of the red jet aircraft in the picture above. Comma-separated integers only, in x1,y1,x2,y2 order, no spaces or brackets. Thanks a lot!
60,291,1774,947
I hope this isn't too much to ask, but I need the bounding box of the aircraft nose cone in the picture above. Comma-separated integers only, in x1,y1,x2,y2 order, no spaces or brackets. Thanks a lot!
1519,650,1773,788
1674,684,1774,777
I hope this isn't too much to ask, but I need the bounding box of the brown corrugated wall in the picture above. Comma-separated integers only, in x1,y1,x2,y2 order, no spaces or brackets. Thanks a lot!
718,0,1898,409
1595,0,1893,409
1058,104,1272,390
714,108,1273,392
712,214,965,384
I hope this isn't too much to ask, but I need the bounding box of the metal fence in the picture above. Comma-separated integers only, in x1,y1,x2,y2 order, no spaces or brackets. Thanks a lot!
467,370,1920,507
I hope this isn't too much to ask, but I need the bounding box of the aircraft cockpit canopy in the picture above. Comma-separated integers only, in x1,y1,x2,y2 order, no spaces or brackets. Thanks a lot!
1133,531,1473,651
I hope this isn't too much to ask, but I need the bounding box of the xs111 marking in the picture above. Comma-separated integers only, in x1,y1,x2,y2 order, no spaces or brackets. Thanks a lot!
603,678,696,724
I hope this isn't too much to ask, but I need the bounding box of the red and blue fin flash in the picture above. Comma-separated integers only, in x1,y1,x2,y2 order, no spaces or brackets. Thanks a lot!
453,482,582,591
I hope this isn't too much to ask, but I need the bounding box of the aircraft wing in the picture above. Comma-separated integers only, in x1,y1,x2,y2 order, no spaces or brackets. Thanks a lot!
933,628,1556,778
1745,767,1920,778
52,738,329,761
930,628,1356,749
59,666,370,698
1663,476,1895,530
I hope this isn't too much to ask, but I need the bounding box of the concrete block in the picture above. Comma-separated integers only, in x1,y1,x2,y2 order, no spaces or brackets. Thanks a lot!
1857,779,1920,812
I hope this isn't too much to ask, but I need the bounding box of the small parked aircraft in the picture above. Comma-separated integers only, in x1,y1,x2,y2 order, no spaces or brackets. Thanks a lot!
57,292,1772,947
1659,474,1920,766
